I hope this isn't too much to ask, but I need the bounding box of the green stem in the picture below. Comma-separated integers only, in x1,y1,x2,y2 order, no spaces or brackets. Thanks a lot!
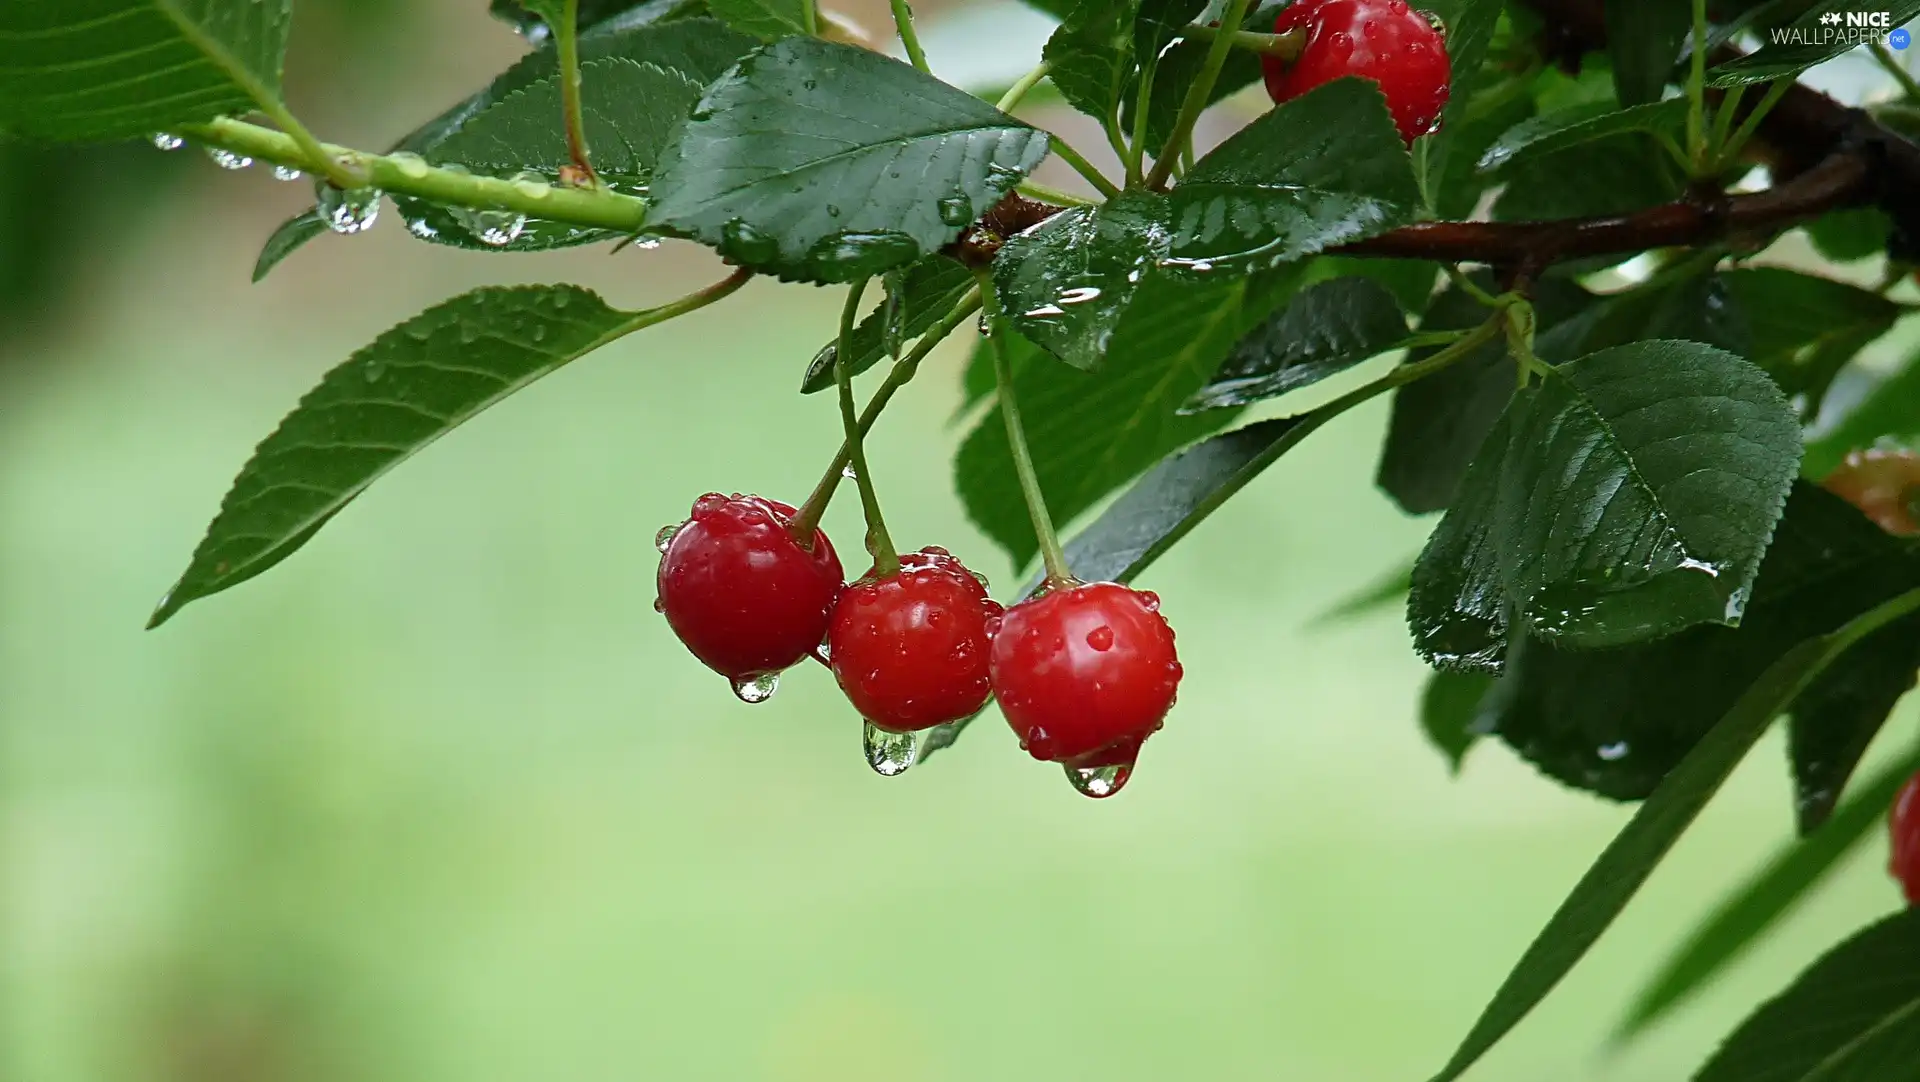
980,276,1073,586
1444,265,1504,308
1017,179,1097,206
594,267,753,351
835,280,901,574
556,0,597,183
1686,0,1709,170
801,0,818,37
1717,77,1794,168
1126,53,1158,187
889,0,931,74
1176,24,1305,60
1146,0,1255,189
1049,134,1122,199
996,59,1051,112
1873,43,1920,101
180,116,648,232
1708,82,1747,166
792,288,985,539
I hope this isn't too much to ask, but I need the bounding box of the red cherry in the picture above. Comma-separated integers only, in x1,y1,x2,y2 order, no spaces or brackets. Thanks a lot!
1262,0,1451,144
989,581,1182,791
1822,448,1920,536
828,547,1003,733
1891,771,1920,905
655,493,843,698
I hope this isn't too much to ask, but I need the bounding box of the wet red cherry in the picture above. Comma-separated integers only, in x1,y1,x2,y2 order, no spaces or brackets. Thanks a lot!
655,493,843,699
828,547,1003,733
1822,448,1920,536
1892,771,1920,905
989,581,1181,792
1262,0,1452,144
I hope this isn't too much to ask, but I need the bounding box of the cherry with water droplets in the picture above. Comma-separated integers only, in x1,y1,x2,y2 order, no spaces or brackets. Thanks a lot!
1890,770,1920,904
990,581,1182,793
655,493,843,697
1822,447,1920,536
828,546,1003,733
1262,0,1452,144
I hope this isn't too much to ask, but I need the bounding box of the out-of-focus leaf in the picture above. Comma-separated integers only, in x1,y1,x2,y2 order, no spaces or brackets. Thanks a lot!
1493,131,1685,224
1804,208,1892,263
1044,0,1136,125
1720,267,1900,415
707,0,807,40
1607,0,1692,105
1709,0,1920,86
1785,610,1920,831
1477,99,1687,173
1314,558,1415,625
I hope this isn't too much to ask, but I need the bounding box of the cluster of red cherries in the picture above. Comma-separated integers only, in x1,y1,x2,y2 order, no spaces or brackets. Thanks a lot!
654,494,1181,796
1822,449,1920,904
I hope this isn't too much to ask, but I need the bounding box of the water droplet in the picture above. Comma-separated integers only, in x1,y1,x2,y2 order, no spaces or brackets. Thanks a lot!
1086,626,1115,651
388,150,430,179
841,464,858,479
511,171,552,199
1139,591,1161,612
655,523,681,553
805,230,918,278
652,596,666,613
631,235,663,250
1597,741,1630,761
150,132,184,151
453,203,527,247
863,721,917,776
205,147,252,170
937,195,973,226
272,164,303,181
825,203,841,218
731,671,779,704
720,218,778,264
1065,761,1132,798
362,360,385,383
315,182,381,234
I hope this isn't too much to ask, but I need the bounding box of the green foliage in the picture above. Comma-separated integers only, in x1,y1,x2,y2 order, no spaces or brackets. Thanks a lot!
1807,343,1920,477
1184,276,1424,411
1721,268,1901,416
706,0,808,41
0,0,290,142
801,256,974,392
1044,0,1137,125
1710,0,1920,86
1605,0,1693,106
1476,99,1687,173
151,286,647,627
646,39,1048,283
1420,670,1491,774
434,58,701,182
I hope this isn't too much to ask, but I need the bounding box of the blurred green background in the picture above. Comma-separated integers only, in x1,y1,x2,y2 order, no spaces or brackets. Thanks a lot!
4,3,1918,1080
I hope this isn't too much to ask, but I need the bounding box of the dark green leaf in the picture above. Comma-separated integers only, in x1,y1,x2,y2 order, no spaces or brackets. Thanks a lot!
1184,277,1413,411
1709,0,1920,86
1493,131,1685,224
1304,256,1439,317
646,39,1048,283
433,58,702,181
1163,78,1422,270
802,255,974,392
1786,612,1920,831
1126,34,1264,152
1429,67,1534,220
1485,485,1920,800
0,0,290,142
1417,0,1505,200
1618,741,1920,1039
1563,268,1751,358
707,0,806,40
1407,407,1514,674
1696,906,1920,1081
1422,670,1493,774
1133,0,1205,61
1314,558,1415,625
1806,342,1920,478
1805,208,1892,263
490,0,690,38
1607,0,1693,105
150,286,639,627
958,267,1300,567
1476,99,1688,173
252,211,327,283
1044,0,1136,125
993,193,1170,371
1721,267,1900,413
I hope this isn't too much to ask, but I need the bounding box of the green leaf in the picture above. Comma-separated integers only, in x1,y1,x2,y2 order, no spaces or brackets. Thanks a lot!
1184,277,1414,412
646,39,1049,283
1126,33,1263,152
1695,906,1920,1081
1044,0,1136,125
252,210,327,283
801,255,974,392
1564,268,1751,359
1786,612,1920,831
490,0,689,37
1422,670,1492,774
1805,208,1892,264
993,193,1170,372
958,267,1300,567
1304,255,1440,318
1607,0,1693,106
1314,558,1414,625
1133,0,1205,62
1417,0,1504,201
0,0,290,142
1483,484,1920,801
1162,78,1423,271
150,286,643,627
1428,66,1535,220
1806,342,1920,478
1709,0,1920,86
433,58,702,181
1493,131,1685,224
1476,99,1688,173
1407,406,1514,673
1720,267,1900,414
1423,584,1920,1082
1493,341,1801,650
1618,741,1920,1039
707,0,806,40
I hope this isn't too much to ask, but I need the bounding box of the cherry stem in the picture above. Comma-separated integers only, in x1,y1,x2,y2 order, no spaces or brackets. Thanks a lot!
556,0,598,184
1146,0,1255,189
1178,24,1306,61
979,276,1074,587
791,288,983,540
1686,0,1709,171
889,0,931,74
835,278,901,576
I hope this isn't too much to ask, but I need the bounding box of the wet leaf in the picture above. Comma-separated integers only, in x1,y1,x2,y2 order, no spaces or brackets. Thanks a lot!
151,286,641,627
1477,99,1688,173
992,193,1171,372
1607,0,1693,105
1422,671,1493,774
1044,0,1137,125
489,0,686,37
1709,0,1920,86
1184,277,1414,412
1695,906,1920,1081
1785,612,1920,832
801,255,974,392
253,211,328,283
646,39,1048,283
433,58,702,180
706,0,807,39
1407,407,1515,674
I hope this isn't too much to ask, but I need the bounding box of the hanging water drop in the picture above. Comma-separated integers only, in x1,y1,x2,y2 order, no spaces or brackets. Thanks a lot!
730,671,780,704
841,464,858,480
454,204,526,247
863,721,917,776
205,147,252,170
315,181,381,235
655,523,682,553
1065,760,1132,798
272,164,303,182
150,132,184,151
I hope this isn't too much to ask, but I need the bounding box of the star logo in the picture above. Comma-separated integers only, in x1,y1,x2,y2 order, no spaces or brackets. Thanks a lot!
1820,11,1843,24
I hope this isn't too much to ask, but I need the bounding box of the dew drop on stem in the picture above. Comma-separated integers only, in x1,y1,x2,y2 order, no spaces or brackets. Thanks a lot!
205,147,252,170
272,165,303,182
731,671,780,704
150,132,184,151
863,721,918,776
315,181,381,235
